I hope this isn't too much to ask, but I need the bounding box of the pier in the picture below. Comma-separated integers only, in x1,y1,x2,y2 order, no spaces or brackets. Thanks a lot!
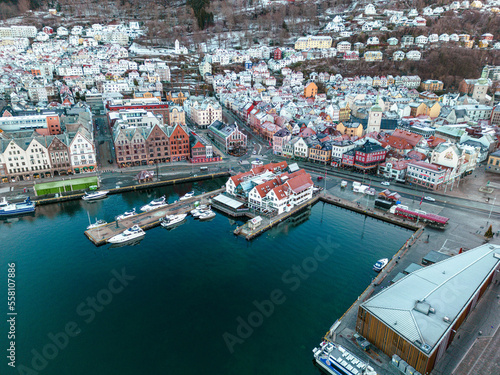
233,196,320,240
84,188,224,246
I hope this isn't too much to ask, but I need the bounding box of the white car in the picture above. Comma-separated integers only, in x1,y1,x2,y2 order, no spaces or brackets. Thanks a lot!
380,181,390,186
252,150,257,155
424,196,435,202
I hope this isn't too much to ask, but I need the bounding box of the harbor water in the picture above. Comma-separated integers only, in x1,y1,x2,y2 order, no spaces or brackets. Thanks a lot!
0,178,412,375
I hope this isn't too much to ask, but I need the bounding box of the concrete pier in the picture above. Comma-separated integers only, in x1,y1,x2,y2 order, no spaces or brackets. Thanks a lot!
84,188,224,246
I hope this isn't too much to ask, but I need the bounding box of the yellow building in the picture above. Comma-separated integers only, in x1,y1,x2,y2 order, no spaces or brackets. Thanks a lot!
295,35,333,50
339,103,351,122
486,150,500,173
420,80,444,92
337,122,364,137
364,51,383,61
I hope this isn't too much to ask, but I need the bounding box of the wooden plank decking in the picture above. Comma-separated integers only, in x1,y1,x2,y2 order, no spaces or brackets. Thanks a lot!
84,188,224,246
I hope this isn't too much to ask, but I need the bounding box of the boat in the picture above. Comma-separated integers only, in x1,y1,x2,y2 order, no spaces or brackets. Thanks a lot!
116,208,136,220
191,208,209,218
82,190,109,201
0,197,36,216
179,191,195,201
160,213,187,228
107,225,145,244
140,196,167,211
373,258,389,272
198,210,216,221
87,219,107,230
313,341,372,375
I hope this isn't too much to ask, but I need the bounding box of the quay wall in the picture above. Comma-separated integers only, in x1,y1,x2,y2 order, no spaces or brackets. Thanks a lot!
33,172,229,206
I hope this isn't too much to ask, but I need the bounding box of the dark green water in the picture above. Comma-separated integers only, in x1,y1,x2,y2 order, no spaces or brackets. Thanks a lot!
1,178,411,375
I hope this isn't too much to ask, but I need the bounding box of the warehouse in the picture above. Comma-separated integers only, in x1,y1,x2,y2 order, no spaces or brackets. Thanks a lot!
356,244,500,374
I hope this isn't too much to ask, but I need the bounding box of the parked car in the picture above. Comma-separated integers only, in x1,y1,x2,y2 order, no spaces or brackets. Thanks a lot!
252,150,257,155
424,196,435,202
381,181,390,186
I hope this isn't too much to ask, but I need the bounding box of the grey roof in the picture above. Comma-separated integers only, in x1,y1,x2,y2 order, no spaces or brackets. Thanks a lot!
361,244,500,355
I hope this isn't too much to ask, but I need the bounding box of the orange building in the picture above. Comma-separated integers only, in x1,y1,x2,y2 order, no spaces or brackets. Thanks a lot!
46,115,61,135
304,82,318,98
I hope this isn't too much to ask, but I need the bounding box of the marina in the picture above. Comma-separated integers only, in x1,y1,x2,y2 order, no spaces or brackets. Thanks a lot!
1,177,414,375
85,188,224,245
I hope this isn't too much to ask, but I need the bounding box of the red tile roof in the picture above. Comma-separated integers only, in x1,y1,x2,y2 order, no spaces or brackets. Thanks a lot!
286,173,313,193
255,178,281,198
272,185,288,201
391,129,423,147
230,171,254,186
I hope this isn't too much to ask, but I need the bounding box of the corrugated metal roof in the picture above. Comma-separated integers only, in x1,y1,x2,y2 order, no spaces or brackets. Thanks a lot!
362,244,500,354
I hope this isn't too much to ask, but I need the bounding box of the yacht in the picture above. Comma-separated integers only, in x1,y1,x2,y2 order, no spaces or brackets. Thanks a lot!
87,219,107,230
160,213,187,228
198,210,216,221
140,196,167,212
0,197,36,216
107,225,145,244
116,208,136,220
191,208,209,218
373,258,389,272
82,190,109,201
179,191,195,201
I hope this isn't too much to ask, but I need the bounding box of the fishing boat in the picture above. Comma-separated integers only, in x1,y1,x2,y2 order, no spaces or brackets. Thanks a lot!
107,225,145,244
0,197,36,216
87,219,107,230
198,210,216,221
140,196,167,212
82,190,109,201
373,258,389,272
179,191,195,201
160,213,187,228
116,208,136,220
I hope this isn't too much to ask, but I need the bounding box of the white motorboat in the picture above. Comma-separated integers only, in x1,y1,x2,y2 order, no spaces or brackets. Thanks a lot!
160,213,187,228
116,208,136,220
140,196,167,212
179,191,195,201
107,225,145,244
191,208,209,218
198,210,216,221
87,219,107,230
82,190,109,201
0,197,36,216
373,258,389,272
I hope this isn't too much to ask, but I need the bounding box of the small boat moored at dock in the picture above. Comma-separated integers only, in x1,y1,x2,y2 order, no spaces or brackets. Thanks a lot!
107,225,145,244
82,190,109,201
179,191,195,200
116,208,136,220
87,219,107,230
373,258,389,272
160,213,187,228
198,210,216,221
0,196,36,216
140,196,167,211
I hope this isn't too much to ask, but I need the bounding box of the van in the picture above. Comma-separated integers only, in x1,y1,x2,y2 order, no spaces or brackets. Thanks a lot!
200,166,208,171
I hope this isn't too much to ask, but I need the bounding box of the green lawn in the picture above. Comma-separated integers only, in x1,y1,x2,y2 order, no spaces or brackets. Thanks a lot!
34,176,99,195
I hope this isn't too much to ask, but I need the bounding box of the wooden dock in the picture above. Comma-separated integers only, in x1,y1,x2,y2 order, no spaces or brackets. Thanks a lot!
84,188,224,246
318,193,421,231
234,196,320,240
